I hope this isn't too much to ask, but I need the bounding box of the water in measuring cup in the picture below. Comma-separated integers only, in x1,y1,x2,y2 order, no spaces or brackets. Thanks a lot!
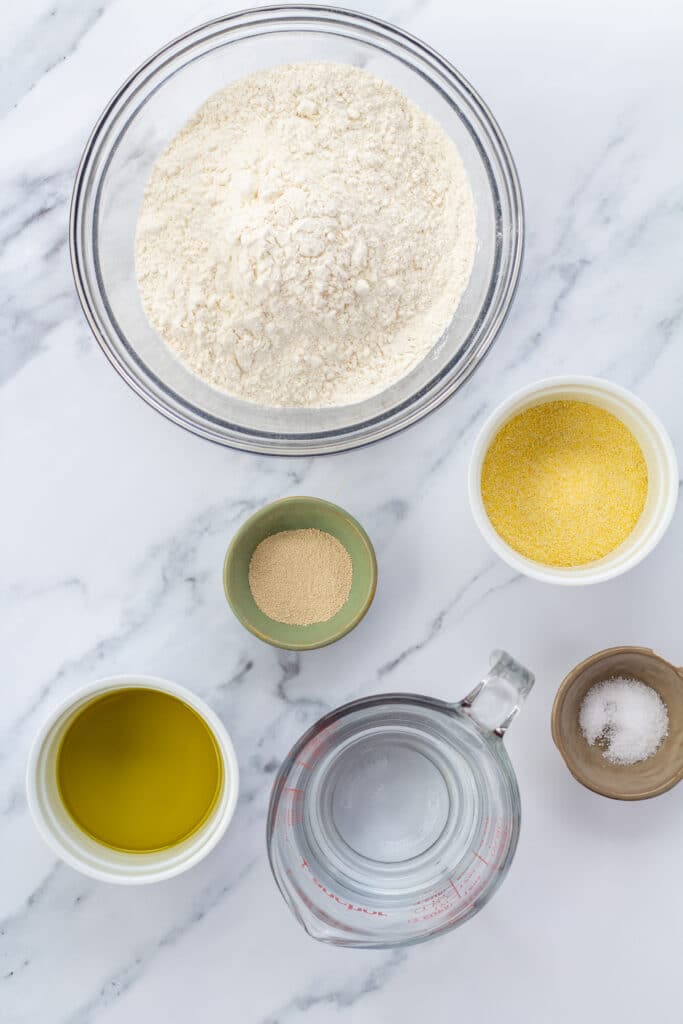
328,735,451,863
269,696,519,945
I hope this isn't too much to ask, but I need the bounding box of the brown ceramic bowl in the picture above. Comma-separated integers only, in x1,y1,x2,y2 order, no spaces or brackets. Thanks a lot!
551,647,683,800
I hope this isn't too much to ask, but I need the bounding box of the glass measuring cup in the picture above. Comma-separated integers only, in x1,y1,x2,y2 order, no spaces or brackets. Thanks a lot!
267,651,534,948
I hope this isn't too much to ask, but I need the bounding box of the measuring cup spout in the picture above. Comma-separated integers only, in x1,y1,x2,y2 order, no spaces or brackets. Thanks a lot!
459,650,534,737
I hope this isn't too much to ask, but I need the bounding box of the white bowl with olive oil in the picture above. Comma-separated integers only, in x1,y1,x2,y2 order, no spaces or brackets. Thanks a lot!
27,675,239,883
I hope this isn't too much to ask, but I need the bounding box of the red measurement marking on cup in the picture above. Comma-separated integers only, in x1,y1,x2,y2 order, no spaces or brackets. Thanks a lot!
409,822,513,925
409,895,460,923
285,809,304,827
409,879,467,924
278,805,303,827
298,858,388,917
279,786,306,828
414,889,450,907
476,819,511,872
301,724,337,766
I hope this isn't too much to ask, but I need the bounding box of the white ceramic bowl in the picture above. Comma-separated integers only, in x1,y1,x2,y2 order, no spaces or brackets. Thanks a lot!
468,376,678,585
26,675,239,884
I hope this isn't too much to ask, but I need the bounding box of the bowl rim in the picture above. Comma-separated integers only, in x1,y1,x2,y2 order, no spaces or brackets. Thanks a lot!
223,495,378,650
25,674,240,882
550,646,683,801
467,375,679,585
69,3,524,455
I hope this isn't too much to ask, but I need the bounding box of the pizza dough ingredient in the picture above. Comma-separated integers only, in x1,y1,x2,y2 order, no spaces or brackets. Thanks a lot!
248,529,353,625
135,62,476,407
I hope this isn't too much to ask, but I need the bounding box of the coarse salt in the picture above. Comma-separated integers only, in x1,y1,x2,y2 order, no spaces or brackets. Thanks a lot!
579,677,668,765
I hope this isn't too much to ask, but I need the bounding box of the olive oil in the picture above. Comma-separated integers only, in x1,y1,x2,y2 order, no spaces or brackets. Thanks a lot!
56,688,222,853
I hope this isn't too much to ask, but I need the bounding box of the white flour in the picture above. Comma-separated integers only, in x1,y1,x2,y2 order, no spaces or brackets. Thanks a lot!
135,63,476,408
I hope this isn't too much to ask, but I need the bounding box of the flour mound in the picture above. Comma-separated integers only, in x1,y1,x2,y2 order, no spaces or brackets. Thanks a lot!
135,62,476,408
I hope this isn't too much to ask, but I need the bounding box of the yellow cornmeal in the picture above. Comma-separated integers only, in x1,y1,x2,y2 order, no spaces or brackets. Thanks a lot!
481,400,648,566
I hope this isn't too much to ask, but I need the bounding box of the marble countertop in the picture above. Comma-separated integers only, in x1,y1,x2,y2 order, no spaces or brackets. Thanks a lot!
3,0,683,1020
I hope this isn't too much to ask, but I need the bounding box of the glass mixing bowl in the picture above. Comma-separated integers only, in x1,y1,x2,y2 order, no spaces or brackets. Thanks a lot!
70,6,523,455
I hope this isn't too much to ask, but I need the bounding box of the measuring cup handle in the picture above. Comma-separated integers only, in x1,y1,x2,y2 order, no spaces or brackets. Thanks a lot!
459,651,535,737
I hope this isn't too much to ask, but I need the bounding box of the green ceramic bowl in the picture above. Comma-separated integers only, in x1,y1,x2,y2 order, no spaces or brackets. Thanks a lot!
223,497,377,651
